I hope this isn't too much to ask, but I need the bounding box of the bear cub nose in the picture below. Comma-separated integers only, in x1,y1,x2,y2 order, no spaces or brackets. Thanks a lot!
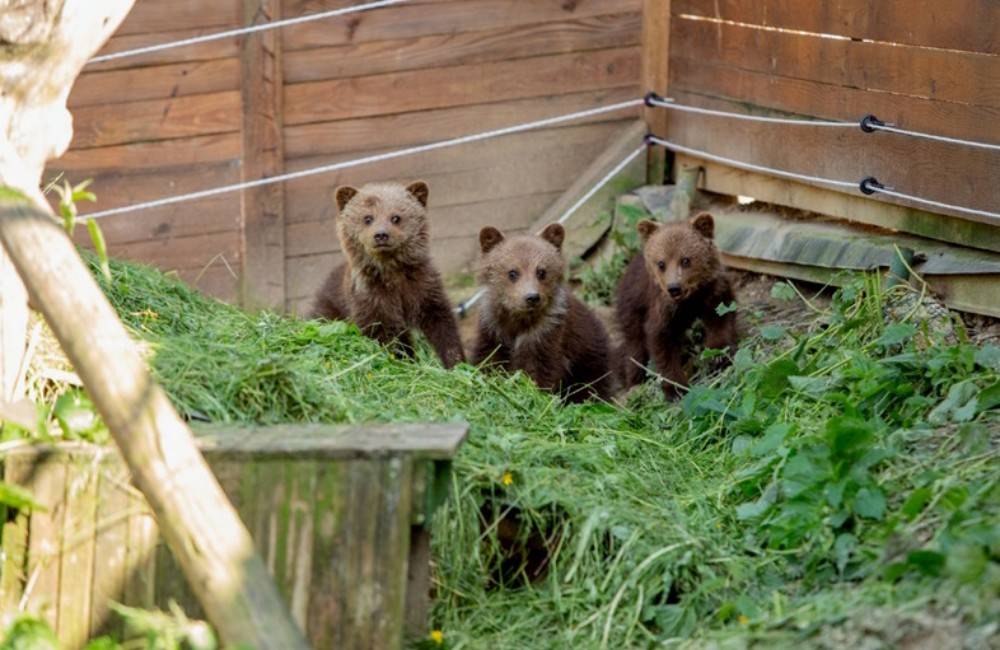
524,293,541,306
667,283,682,297
373,231,390,244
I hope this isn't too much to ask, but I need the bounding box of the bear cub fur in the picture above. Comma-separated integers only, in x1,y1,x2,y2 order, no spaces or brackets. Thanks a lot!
311,181,465,368
615,212,738,398
472,223,614,402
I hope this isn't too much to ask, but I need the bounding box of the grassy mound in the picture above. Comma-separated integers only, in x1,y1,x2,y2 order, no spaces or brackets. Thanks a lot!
14,256,1000,648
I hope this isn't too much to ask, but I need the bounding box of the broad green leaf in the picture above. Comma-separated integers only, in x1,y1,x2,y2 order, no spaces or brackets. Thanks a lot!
87,218,112,281
853,487,886,520
0,616,58,650
716,302,738,316
654,605,696,639
759,359,799,399
946,544,988,583
834,533,856,575
974,345,1000,372
770,282,797,302
825,416,874,459
978,382,1000,412
901,487,932,520
928,381,979,425
906,550,945,577
876,323,916,348
751,422,791,458
760,325,786,341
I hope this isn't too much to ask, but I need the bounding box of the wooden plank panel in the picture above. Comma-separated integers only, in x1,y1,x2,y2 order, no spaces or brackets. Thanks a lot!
671,16,1000,108
240,0,287,310
71,90,241,149
54,133,241,172
284,122,626,224
671,0,1000,54
115,1,237,36
641,0,671,182
87,230,239,272
285,87,639,159
91,28,238,72
69,58,240,109
285,12,641,84
57,458,98,648
24,455,66,629
663,91,1000,223
281,0,642,52
89,462,133,640
669,57,1000,152
284,47,640,126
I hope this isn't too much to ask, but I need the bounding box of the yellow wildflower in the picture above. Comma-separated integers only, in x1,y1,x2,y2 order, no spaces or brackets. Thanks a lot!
738,614,749,625
430,629,444,645
501,472,514,486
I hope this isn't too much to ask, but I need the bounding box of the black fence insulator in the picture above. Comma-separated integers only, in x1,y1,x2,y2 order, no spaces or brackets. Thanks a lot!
859,177,885,195
860,114,886,133
644,91,665,107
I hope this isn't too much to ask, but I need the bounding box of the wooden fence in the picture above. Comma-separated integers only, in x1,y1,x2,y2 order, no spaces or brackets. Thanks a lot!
51,0,644,312
1,422,467,649
659,0,1000,254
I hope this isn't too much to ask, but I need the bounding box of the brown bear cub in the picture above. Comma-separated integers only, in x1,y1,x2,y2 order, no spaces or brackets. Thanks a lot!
311,181,465,368
615,212,739,398
472,223,614,402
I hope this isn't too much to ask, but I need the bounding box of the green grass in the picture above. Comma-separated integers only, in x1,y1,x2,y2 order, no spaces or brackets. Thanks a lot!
7,255,1000,649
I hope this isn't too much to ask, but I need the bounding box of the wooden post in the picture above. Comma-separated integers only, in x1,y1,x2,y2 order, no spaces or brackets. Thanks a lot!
0,2,307,646
239,0,287,311
641,0,671,185
0,250,27,403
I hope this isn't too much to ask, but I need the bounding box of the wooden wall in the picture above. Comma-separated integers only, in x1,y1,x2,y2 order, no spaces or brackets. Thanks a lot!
663,0,1000,252
49,0,643,311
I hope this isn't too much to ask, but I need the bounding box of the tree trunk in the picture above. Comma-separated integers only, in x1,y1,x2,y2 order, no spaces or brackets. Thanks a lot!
0,2,308,646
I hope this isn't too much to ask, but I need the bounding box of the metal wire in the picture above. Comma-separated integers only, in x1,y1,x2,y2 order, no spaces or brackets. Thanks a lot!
874,187,1000,222
868,123,1000,153
455,144,648,315
648,97,853,128
81,99,643,220
90,0,410,64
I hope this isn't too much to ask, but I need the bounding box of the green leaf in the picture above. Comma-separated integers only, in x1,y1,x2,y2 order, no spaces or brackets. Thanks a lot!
928,381,979,425
654,605,697,639
751,422,791,458
87,219,112,282
770,282,797,302
716,301,738,316
974,345,1000,372
978,382,1000,412
0,616,58,650
760,325,786,341
759,359,799,399
0,482,46,512
825,416,874,459
946,544,988,583
901,487,932,520
83,638,121,650
853,487,886,520
737,483,777,520
876,323,916,348
834,533,857,575
906,550,945,577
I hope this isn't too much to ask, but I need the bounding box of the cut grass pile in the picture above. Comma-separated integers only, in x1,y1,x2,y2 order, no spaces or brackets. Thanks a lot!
10,256,1000,648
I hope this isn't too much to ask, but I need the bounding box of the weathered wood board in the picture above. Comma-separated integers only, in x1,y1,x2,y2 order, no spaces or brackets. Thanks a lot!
1,422,468,649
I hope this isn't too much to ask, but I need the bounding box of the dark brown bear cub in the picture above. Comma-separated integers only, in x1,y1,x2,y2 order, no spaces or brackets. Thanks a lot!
472,223,614,402
311,181,465,368
615,212,738,398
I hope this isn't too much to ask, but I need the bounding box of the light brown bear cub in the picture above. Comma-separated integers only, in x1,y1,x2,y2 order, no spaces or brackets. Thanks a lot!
472,223,614,402
311,181,465,368
615,212,738,398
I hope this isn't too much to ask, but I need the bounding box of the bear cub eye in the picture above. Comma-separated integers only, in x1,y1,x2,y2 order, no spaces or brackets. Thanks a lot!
363,215,374,226
536,268,546,280
508,269,519,282
657,260,666,272
680,257,691,268
390,214,402,225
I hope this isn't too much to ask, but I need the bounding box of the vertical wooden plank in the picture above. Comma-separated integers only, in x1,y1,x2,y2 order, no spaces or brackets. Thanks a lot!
306,459,348,648
89,459,131,640
348,460,380,650
0,457,30,613
240,0,286,310
641,0,671,184
23,452,67,631
0,248,28,402
373,457,412,649
288,461,317,630
58,455,99,648
123,508,157,612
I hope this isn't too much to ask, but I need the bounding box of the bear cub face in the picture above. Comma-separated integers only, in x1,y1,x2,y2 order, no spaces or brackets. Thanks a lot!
478,223,566,321
637,212,720,303
335,181,430,262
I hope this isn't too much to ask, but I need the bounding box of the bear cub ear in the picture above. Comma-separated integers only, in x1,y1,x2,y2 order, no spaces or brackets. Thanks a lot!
334,186,359,213
691,212,715,239
406,181,430,208
479,226,505,254
540,223,565,251
636,219,660,242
